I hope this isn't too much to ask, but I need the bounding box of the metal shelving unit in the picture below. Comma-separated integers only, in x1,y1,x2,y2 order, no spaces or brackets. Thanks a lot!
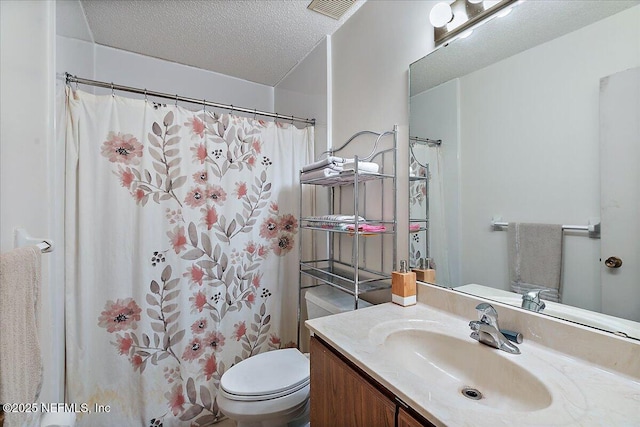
297,126,397,345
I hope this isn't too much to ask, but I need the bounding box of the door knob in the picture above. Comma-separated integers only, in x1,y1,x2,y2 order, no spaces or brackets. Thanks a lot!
605,256,623,268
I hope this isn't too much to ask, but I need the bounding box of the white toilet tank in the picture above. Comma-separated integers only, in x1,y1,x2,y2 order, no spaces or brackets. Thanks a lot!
304,285,371,319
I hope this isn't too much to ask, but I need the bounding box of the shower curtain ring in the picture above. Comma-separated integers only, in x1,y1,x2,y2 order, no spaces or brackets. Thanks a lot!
111,82,115,97
175,94,178,107
230,105,234,115
144,89,148,103
291,115,294,125
253,108,257,120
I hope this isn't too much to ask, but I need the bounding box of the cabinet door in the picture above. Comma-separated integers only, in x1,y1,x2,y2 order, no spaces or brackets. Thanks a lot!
398,407,428,427
310,336,395,427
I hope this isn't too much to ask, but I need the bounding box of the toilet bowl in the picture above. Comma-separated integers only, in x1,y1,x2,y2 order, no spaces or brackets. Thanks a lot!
217,348,310,427
219,285,368,426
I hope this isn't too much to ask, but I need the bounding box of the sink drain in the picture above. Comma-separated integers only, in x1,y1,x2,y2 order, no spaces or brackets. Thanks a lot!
461,387,483,400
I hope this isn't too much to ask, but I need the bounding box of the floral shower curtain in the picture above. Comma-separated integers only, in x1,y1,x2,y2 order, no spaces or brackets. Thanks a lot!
64,88,312,426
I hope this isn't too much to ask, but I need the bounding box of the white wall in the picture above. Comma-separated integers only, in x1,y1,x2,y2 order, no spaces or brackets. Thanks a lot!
459,6,640,311
1,0,59,403
93,44,274,111
330,0,437,267
275,37,329,154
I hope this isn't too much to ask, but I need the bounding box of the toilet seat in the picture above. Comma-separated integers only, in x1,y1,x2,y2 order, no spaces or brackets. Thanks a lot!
220,348,310,402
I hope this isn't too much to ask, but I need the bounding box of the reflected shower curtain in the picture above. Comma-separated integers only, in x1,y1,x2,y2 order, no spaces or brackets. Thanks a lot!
64,88,312,425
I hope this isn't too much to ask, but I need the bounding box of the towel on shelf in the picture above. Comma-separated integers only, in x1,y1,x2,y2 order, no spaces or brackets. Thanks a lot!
0,246,43,427
345,224,387,233
307,215,366,228
300,167,342,185
301,156,353,172
341,161,380,174
508,223,563,302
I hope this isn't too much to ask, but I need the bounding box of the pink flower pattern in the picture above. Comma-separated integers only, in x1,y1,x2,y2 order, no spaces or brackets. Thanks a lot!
191,318,207,334
233,321,247,341
184,265,205,286
203,330,225,352
190,291,207,313
101,132,144,165
233,181,247,199
259,216,279,239
201,354,217,381
184,186,207,208
201,206,218,230
191,143,208,164
115,333,133,355
98,298,142,333
206,184,227,205
185,117,206,138
166,384,186,416
167,226,187,254
182,337,205,361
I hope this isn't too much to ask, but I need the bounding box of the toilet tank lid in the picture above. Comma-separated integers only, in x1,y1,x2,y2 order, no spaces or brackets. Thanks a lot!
220,348,310,397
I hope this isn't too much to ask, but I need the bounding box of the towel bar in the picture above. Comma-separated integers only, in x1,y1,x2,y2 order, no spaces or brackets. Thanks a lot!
490,217,600,239
14,228,54,253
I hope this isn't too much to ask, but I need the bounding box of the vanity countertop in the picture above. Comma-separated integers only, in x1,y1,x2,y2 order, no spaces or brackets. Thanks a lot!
305,302,640,426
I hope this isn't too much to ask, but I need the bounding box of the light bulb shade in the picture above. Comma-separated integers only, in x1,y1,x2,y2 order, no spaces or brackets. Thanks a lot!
430,2,453,28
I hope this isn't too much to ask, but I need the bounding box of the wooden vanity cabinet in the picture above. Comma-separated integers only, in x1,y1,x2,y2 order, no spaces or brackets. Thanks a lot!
310,336,434,427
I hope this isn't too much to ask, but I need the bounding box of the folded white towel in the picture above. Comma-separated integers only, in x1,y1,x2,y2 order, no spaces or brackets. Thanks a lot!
306,215,367,228
0,246,43,427
302,156,353,172
301,167,342,184
342,161,379,173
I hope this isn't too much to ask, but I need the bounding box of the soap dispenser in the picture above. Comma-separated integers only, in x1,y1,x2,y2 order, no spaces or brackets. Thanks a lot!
413,258,436,283
392,260,417,306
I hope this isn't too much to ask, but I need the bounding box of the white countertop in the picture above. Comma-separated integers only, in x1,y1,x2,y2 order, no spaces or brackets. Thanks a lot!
306,302,640,427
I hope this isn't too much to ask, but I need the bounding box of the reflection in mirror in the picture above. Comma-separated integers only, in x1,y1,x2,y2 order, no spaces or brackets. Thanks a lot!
408,137,442,278
409,1,640,339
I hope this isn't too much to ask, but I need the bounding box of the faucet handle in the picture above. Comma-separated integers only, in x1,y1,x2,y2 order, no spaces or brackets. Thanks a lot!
475,303,499,327
522,290,547,312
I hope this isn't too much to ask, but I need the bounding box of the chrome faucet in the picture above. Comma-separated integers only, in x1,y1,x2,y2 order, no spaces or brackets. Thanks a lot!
521,290,546,313
469,303,520,355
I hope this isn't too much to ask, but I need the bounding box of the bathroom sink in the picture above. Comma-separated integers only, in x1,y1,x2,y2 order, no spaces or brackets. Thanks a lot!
378,329,552,412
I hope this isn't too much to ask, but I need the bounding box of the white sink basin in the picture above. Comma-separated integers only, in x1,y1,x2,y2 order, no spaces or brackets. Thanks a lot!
380,329,552,412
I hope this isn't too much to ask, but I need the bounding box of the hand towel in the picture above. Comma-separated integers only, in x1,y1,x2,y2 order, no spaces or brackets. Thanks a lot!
0,246,43,427
508,223,563,302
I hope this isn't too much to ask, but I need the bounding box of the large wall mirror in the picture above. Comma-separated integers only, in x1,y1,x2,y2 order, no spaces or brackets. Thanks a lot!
409,1,640,338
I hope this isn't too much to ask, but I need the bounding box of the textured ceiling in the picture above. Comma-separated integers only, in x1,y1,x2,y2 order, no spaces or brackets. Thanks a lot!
411,0,640,95
80,0,364,86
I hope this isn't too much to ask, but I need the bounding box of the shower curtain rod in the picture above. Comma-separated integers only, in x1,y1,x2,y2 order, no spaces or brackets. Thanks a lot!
64,73,316,126
410,136,442,146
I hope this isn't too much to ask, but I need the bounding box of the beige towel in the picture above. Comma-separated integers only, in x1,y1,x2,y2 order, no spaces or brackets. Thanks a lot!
508,223,563,303
0,246,43,427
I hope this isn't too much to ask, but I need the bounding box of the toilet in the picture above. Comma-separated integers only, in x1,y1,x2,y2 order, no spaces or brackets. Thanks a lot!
217,285,370,427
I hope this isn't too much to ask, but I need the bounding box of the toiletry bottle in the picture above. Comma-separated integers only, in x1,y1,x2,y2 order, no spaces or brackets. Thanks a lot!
413,258,436,283
392,260,417,307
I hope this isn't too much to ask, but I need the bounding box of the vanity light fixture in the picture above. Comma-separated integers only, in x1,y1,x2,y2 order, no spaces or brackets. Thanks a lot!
430,0,518,46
